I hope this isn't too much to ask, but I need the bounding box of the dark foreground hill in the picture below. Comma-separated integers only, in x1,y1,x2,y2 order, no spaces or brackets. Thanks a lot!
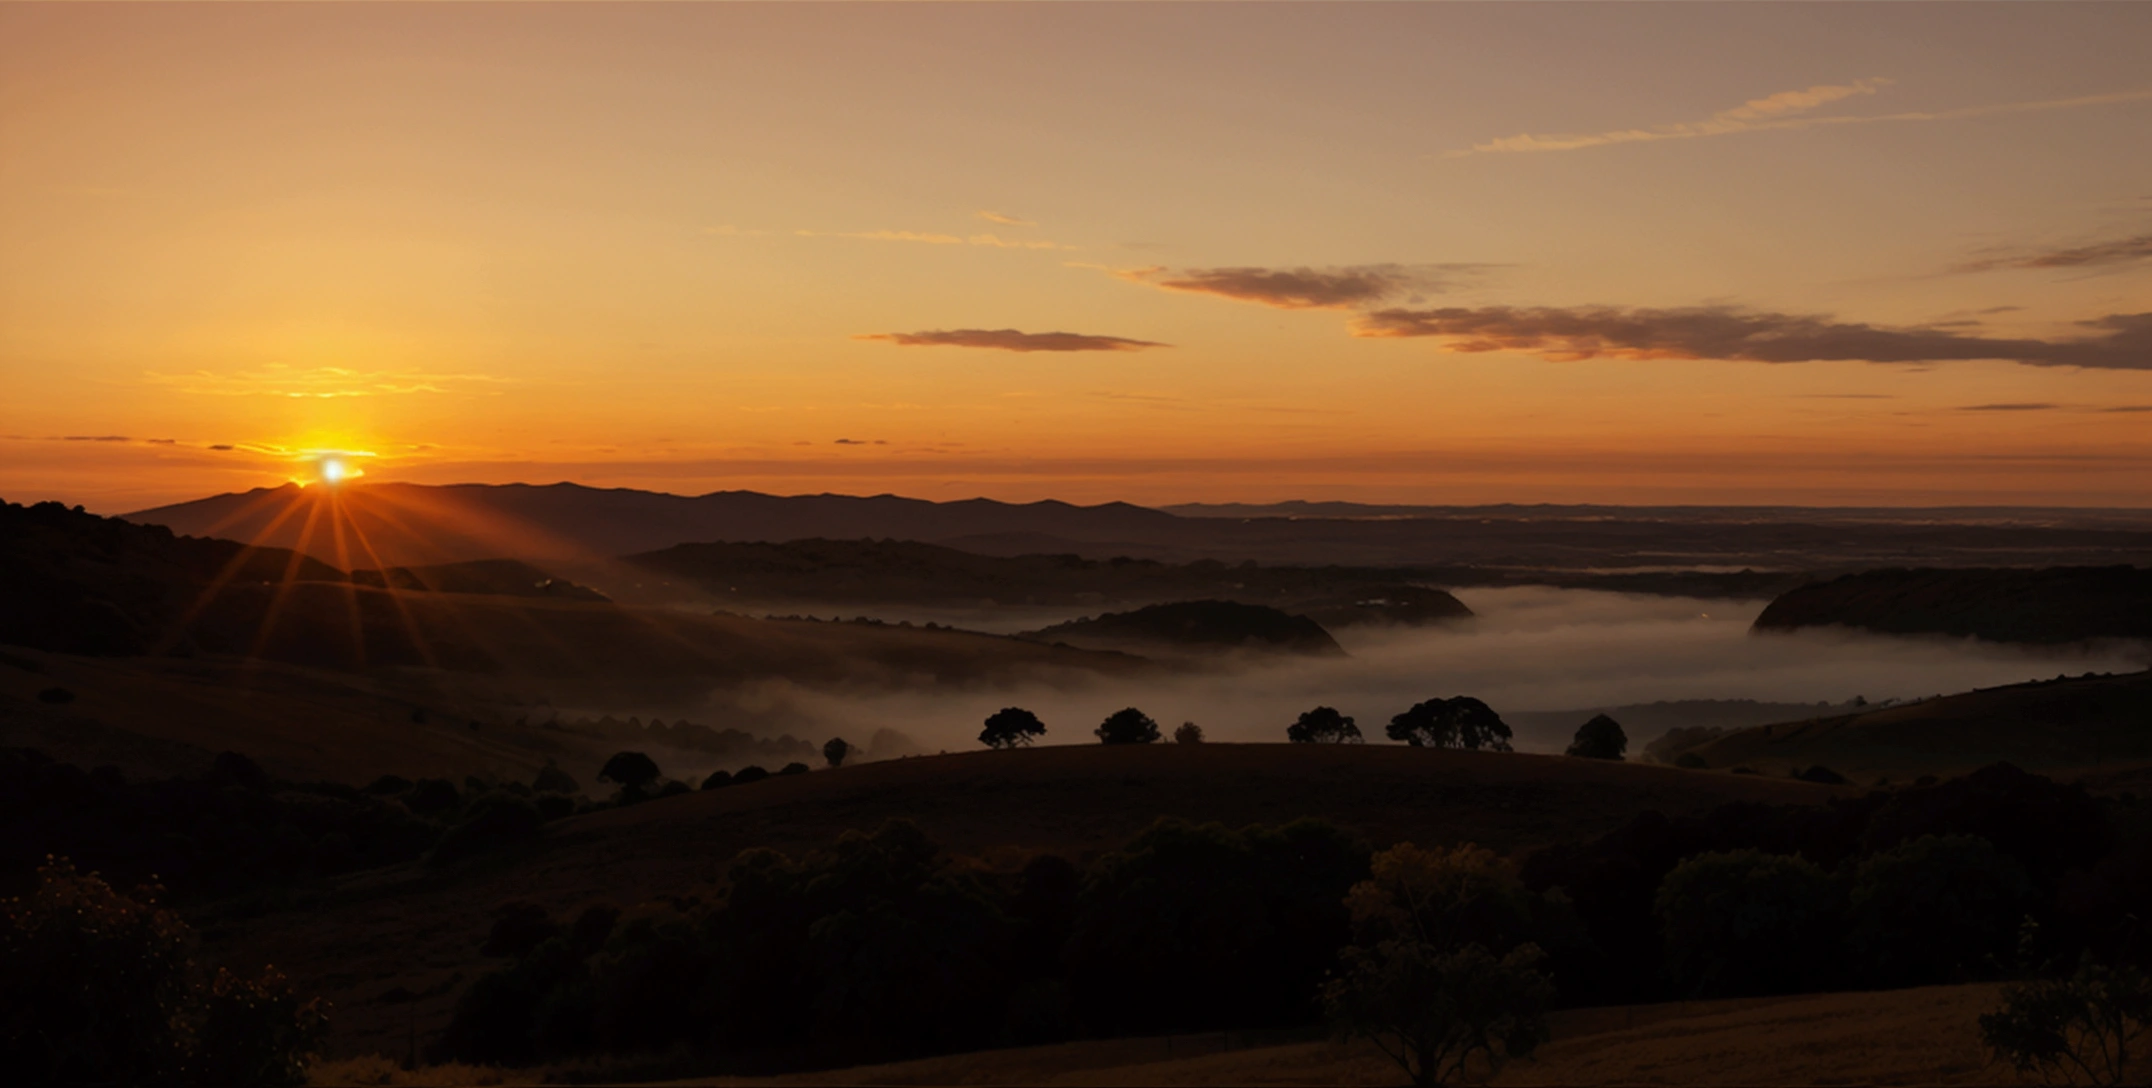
1753,565,2152,644
210,742,1840,1062
1659,669,2152,780
1023,600,1346,656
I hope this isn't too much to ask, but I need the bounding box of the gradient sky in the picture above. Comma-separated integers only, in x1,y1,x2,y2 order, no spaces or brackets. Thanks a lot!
4,2,2150,512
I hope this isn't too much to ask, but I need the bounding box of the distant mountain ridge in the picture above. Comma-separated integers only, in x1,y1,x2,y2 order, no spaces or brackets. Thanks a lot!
128,482,1181,568
125,481,2152,572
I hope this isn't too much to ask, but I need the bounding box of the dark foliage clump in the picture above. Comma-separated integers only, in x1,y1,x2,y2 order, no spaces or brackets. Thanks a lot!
700,770,733,791
1066,817,1369,1034
0,859,328,1086
1094,707,1160,745
778,762,810,776
532,762,579,794
980,707,1047,749
1386,697,1513,751
0,748,441,903
1564,714,1626,760
823,737,851,768
733,765,770,785
1287,706,1363,744
1793,764,1849,785
597,752,661,793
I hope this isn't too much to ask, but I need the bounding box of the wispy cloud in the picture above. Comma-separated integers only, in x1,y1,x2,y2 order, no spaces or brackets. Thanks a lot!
797,228,1067,251
1112,264,1482,309
1450,81,2152,157
857,329,1170,353
1351,305,2152,370
977,211,1036,226
145,364,512,398
1955,231,2152,274
1956,403,2060,412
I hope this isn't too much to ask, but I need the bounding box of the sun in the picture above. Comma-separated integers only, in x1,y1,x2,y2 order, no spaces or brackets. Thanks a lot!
296,448,373,486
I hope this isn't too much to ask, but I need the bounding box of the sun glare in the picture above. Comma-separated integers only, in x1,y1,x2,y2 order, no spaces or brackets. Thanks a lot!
295,449,373,487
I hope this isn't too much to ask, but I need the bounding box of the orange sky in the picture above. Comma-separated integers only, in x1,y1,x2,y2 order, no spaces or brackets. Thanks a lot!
3,3,2149,512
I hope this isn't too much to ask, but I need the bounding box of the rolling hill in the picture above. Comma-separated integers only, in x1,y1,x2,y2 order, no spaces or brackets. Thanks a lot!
1754,565,2152,644
1660,669,2152,781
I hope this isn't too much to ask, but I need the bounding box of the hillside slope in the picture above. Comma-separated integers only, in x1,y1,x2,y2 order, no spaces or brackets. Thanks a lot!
1669,669,2152,780
218,744,1840,1062
1754,565,2152,644
1024,600,1346,656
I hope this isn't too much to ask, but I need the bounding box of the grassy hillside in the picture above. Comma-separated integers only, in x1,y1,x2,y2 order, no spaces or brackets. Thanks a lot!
211,743,1838,1063
1671,669,2152,781
1754,565,2152,643
618,983,2007,1087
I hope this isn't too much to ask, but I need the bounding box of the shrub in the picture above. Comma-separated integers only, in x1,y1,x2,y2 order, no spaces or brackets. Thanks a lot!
1174,721,1204,744
1674,751,1708,769
1793,764,1848,785
700,770,734,790
980,707,1047,749
1981,954,2151,1087
779,762,810,776
533,794,575,822
1564,714,1626,760
405,778,462,816
1288,706,1363,744
733,765,769,784
1094,707,1160,745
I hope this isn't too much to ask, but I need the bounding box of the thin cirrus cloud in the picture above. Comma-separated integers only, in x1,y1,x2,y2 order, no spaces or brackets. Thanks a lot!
1350,305,2152,370
794,228,1066,250
1955,231,2152,274
857,329,1171,353
1450,80,2152,156
977,211,1036,226
1113,264,1477,310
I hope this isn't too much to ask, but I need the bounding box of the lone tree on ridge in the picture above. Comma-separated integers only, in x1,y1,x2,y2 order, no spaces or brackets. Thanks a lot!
980,707,1048,749
1565,714,1627,760
823,737,853,768
1288,706,1364,744
1095,707,1161,745
1386,697,1514,751
597,751,661,792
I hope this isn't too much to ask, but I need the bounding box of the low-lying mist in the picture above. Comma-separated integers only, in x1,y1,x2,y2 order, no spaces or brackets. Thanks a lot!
697,586,2150,758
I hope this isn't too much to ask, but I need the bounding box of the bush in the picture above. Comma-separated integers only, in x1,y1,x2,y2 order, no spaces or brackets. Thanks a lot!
0,859,327,1086
1793,764,1848,785
980,707,1047,749
1981,954,2151,1087
1094,707,1160,746
1674,752,1708,769
700,770,734,790
405,778,461,816
1564,714,1626,760
779,762,810,776
1653,850,1837,997
733,765,769,784
1287,706,1363,744
1174,721,1204,744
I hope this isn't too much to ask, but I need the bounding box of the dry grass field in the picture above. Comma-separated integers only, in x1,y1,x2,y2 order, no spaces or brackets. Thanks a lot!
214,743,1842,1064
309,983,2029,1086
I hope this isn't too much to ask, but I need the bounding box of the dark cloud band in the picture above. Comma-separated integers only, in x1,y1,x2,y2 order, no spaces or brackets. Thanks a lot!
1128,263,1482,310
1957,232,2152,273
1351,305,2152,370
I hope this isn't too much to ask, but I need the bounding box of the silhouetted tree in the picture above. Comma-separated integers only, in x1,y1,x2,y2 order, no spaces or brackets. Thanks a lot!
1289,706,1364,744
1387,697,1514,751
1564,714,1626,760
823,737,852,768
733,765,770,784
779,762,809,776
1654,850,1837,997
1094,707,1161,745
597,752,660,792
1982,953,2151,1087
700,770,733,790
1174,721,1204,744
980,707,1047,749
1323,841,1555,1086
